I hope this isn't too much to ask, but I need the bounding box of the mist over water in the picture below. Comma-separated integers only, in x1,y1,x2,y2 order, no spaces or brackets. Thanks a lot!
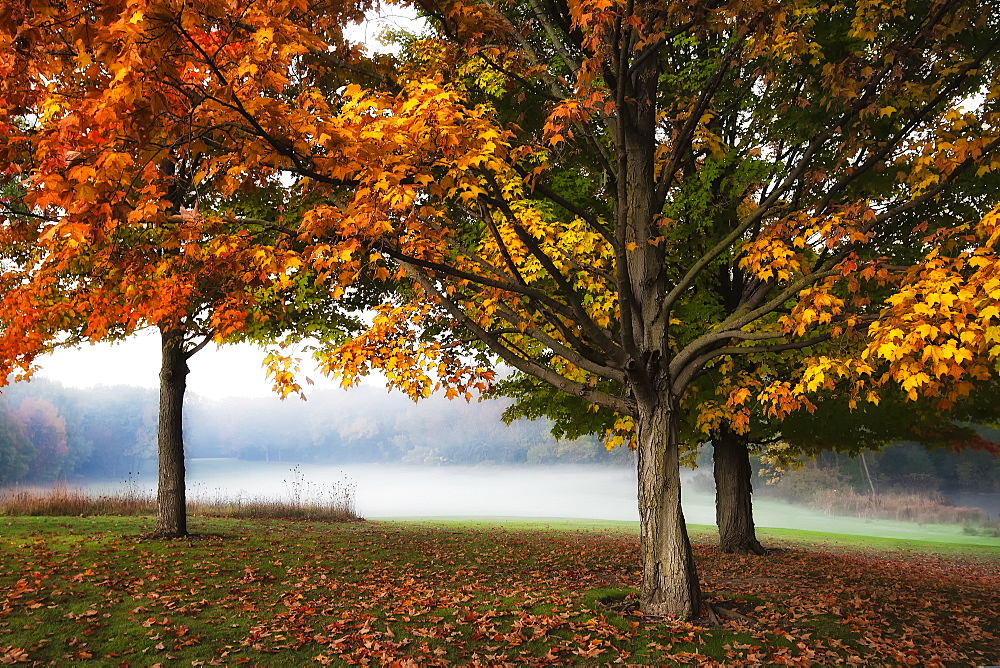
181,460,649,522
103,460,997,545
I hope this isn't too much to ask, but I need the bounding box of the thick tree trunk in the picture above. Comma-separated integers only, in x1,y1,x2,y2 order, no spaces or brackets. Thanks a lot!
153,326,188,538
636,397,701,618
713,426,766,555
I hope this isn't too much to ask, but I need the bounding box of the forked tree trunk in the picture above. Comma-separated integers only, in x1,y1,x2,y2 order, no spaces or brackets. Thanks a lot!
713,426,766,555
154,326,188,538
636,397,701,618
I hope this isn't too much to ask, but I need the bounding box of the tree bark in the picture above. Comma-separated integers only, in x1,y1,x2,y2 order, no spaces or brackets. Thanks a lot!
636,396,701,618
713,425,766,555
153,326,188,538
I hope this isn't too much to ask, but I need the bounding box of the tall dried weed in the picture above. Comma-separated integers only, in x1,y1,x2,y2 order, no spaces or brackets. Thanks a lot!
0,469,359,522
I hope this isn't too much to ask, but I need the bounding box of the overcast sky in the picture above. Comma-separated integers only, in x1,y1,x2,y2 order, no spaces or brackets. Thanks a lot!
36,332,350,399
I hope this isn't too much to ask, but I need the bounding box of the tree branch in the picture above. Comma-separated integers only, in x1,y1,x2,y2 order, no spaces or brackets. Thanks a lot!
492,302,626,382
378,243,584,325
671,332,834,396
404,262,636,415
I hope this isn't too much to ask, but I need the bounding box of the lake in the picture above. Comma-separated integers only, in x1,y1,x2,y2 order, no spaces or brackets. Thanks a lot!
180,460,654,522
98,459,995,544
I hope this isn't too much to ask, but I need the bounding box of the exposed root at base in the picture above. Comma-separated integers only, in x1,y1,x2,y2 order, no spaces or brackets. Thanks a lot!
703,600,759,627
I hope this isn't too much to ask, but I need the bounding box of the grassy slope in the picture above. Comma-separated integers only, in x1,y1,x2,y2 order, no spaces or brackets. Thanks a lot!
0,515,997,666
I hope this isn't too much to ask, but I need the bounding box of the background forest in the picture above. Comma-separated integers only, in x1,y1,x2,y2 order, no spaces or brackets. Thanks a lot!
1,378,996,514
0,379,631,483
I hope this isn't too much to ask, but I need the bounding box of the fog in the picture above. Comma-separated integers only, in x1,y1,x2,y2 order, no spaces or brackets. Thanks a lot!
6,378,996,543
95,459,996,544
188,461,650,522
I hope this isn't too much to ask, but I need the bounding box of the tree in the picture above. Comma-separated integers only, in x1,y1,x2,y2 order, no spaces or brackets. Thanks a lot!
316,2,1000,617
5,0,1000,617
0,398,33,484
14,397,69,482
0,14,368,536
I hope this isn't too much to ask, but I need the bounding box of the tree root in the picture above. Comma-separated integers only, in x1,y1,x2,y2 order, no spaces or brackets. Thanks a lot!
704,601,721,627
702,601,758,628
720,540,769,556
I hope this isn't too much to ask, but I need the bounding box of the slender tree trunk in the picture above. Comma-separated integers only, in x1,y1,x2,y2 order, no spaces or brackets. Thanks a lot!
713,426,766,555
154,326,188,538
860,451,877,496
636,396,701,618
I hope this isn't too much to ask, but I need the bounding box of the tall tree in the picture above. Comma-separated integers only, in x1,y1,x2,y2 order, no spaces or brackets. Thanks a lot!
315,2,1000,617
0,14,367,536
4,0,1000,617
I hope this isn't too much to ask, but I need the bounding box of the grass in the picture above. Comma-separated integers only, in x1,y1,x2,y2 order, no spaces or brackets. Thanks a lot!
752,525,1000,558
0,515,996,666
0,484,154,517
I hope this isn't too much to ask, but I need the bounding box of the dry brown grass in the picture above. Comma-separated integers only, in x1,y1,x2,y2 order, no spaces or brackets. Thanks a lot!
186,483,358,522
0,477,359,523
811,487,998,531
0,483,154,517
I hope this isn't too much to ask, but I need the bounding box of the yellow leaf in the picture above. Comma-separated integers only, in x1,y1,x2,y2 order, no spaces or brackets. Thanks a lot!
730,387,751,405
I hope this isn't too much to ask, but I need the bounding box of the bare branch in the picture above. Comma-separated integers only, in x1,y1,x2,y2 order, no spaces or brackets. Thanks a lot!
671,332,834,396
492,302,627,382
378,244,583,325
653,35,744,205
183,330,216,359
404,263,636,415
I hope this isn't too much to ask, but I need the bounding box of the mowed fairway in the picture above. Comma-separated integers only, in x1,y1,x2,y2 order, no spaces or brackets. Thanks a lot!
0,516,997,666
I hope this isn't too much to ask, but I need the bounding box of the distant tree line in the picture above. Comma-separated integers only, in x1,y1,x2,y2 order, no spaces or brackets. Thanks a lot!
3,378,994,497
776,439,1000,495
0,379,632,484
681,436,1000,499
0,380,158,483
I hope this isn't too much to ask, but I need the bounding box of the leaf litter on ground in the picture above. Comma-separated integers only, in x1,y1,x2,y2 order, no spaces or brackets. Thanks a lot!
0,516,996,666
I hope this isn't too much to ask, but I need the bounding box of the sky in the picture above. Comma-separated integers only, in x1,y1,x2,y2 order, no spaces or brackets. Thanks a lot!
37,333,349,400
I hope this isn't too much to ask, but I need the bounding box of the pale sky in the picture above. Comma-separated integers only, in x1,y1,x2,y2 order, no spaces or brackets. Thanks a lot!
36,331,350,400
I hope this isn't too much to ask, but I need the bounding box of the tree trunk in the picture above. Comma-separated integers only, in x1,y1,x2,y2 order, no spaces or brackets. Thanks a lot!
636,397,701,618
860,451,877,496
713,426,766,555
154,326,188,538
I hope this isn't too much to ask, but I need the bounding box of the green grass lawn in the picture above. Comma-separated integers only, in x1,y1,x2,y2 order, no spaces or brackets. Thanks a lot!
0,515,997,666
